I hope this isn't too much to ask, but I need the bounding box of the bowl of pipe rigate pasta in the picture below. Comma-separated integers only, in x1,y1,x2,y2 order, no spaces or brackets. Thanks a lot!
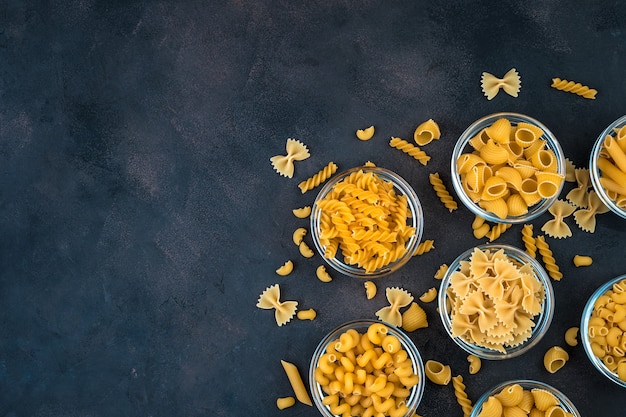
310,166,424,279
438,244,554,360
451,112,566,224
580,273,626,388
469,380,581,417
589,115,626,219
308,319,425,417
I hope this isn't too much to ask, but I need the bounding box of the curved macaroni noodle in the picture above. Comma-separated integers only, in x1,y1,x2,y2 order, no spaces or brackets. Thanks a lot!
292,206,312,218
315,265,333,283
467,354,482,374
297,309,317,321
564,327,579,347
356,125,375,141
292,228,307,245
434,263,449,280
419,288,437,303
276,396,295,410
573,255,592,267
299,241,315,258
275,260,294,276
364,281,377,299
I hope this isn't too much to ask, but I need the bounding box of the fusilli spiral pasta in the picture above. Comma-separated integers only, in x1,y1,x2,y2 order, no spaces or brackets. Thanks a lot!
452,375,473,417
521,224,536,258
389,137,431,165
429,172,458,212
298,161,338,193
413,239,435,256
551,77,597,99
486,223,511,242
535,235,562,281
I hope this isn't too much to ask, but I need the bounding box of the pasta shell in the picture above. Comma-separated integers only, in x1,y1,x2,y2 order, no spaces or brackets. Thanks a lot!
469,129,491,151
414,119,441,146
481,176,509,201
506,194,529,217
516,122,545,147
495,384,524,407
480,139,510,165
477,396,503,417
531,149,558,172
535,172,564,199
424,360,451,385
457,152,487,174
531,388,559,411
513,160,538,179
543,346,569,373
496,166,523,190
503,141,524,163
402,302,428,331
485,118,512,144
523,139,547,160
479,197,509,219
503,406,529,417
518,390,535,413
519,178,541,206
544,406,569,417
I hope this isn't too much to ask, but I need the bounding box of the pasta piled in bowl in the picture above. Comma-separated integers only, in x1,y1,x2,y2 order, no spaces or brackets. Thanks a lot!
580,273,626,388
438,244,554,360
589,115,626,219
308,320,425,417
451,112,566,224
469,379,581,417
310,166,424,279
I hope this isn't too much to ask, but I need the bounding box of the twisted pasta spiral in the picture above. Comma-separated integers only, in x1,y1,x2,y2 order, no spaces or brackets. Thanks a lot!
413,239,434,256
521,224,537,258
452,375,473,417
551,77,597,99
389,137,431,165
298,162,338,193
486,223,511,242
536,235,563,281
429,172,458,212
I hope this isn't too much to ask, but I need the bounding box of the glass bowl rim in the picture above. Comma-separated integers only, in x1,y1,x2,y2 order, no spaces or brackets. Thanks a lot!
588,114,626,220
450,112,566,224
308,319,425,417
437,243,555,360
580,273,626,388
310,165,424,279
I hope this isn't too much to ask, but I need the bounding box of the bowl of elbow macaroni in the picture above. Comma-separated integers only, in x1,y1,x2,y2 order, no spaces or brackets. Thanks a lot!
469,379,581,417
438,244,554,360
589,115,626,219
580,273,626,388
451,112,566,224
308,319,425,417
310,166,424,279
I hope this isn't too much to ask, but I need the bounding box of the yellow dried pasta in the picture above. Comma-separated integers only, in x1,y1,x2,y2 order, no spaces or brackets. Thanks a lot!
256,284,298,326
452,375,473,417
389,137,431,165
543,346,569,373
356,125,375,141
414,119,441,146
467,354,481,374
298,161,338,193
573,255,592,267
564,327,579,346
376,287,413,327
429,172,458,212
281,360,313,406
276,396,295,410
419,287,437,303
316,265,333,282
521,224,536,258
434,263,449,280
535,235,562,281
413,239,435,256
270,138,310,178
275,260,294,276
551,77,597,99
596,131,626,209
481,68,521,100
364,281,377,299
424,360,451,385
292,206,312,218
402,302,428,332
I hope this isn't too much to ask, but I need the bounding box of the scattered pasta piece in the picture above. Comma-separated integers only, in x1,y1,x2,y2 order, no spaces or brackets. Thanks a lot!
356,125,375,141
564,327,579,347
452,375,473,417
292,228,307,245
298,161,338,193
402,302,428,332
521,224,536,258
487,223,511,242
364,281,377,299
315,265,333,283
270,138,310,178
363,160,376,167
256,284,298,326
424,360,451,385
281,360,313,406
573,190,610,233
413,239,435,256
481,68,521,100
543,346,569,373
573,255,593,267
292,206,312,218
564,158,576,182
297,309,317,321
276,396,295,410
434,264,448,280
389,137,431,165
566,168,590,208
551,77,597,99
467,354,482,374
541,199,576,239
275,260,294,276
299,241,315,258
414,119,441,146
472,216,490,239
419,288,437,303
429,172,458,212
535,235,562,281
376,287,413,327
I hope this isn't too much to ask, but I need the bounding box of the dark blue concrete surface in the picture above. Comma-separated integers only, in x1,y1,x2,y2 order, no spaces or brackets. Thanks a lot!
1,1,625,416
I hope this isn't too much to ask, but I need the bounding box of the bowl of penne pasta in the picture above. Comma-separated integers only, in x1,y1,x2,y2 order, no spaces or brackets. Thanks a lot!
580,273,626,388
451,112,566,224
470,379,581,417
589,115,626,219
309,319,425,417
438,244,554,360
310,166,424,279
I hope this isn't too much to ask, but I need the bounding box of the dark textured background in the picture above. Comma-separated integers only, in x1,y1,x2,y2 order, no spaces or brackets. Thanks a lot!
1,1,625,416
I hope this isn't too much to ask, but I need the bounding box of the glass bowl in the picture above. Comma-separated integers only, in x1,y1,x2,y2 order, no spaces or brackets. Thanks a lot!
469,379,581,417
580,273,626,388
589,115,626,219
310,166,424,279
451,112,566,224
309,320,425,417
438,244,554,360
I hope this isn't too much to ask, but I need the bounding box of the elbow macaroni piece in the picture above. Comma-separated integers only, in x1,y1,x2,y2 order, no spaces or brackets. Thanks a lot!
297,309,317,321
292,206,312,218
467,354,482,374
434,263,448,280
564,327,579,347
315,265,333,283
299,241,315,258
276,396,295,410
364,281,377,299
356,125,375,141
275,260,294,276
419,288,437,303
292,228,307,245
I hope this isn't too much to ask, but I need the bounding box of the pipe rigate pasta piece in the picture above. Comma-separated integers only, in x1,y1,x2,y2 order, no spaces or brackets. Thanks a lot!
280,360,313,406
434,263,448,280
389,137,431,165
429,172,458,212
276,396,295,410
376,287,413,327
419,288,437,303
541,199,576,239
573,255,592,267
299,241,315,258
413,239,434,256
270,138,310,178
401,302,428,332
256,284,298,326
494,383,524,406
424,360,451,385
414,119,441,146
452,375,473,417
564,327,579,346
543,346,569,373
364,281,377,299
298,161,338,193
275,260,294,276
521,224,536,258
356,125,375,141
292,206,311,218
551,77,597,99
292,228,307,245
481,68,521,100
315,265,332,283
535,235,562,281
476,396,503,417
467,354,481,374
297,309,317,321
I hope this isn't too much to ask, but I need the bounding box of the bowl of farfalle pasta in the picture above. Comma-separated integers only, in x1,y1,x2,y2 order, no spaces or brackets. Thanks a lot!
308,320,425,417
438,244,554,360
580,273,626,388
451,112,566,224
310,166,424,279
470,379,581,417
589,115,626,219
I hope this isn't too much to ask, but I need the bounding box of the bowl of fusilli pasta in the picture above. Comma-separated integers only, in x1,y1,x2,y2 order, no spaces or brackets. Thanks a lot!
310,166,424,279
451,112,566,224
589,115,626,220
309,319,425,417
470,379,581,417
438,244,554,360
